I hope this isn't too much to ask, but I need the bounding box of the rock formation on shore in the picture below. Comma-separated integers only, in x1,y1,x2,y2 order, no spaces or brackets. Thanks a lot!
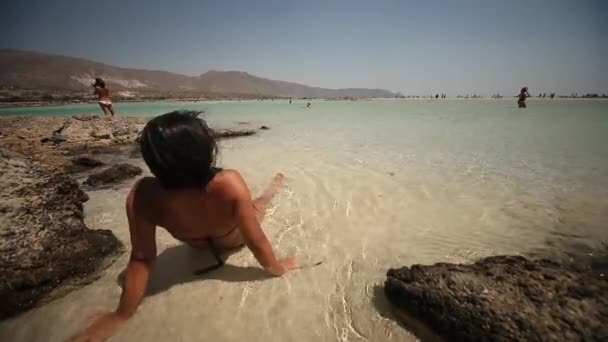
0,115,145,169
384,255,608,341
0,151,122,319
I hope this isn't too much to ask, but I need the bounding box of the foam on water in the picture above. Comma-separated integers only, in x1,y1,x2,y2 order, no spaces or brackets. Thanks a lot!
1,99,607,341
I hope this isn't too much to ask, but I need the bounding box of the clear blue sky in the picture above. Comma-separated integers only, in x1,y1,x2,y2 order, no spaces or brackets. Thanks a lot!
2,0,607,95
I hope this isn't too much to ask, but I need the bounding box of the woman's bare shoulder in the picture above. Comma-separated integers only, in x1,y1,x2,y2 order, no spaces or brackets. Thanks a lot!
129,177,161,202
211,169,248,196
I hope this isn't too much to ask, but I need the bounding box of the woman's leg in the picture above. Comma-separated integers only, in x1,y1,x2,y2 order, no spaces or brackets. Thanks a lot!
253,173,284,222
107,104,116,116
98,103,110,116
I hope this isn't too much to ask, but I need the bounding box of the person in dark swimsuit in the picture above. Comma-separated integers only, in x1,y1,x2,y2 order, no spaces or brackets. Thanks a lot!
518,87,530,108
70,111,296,342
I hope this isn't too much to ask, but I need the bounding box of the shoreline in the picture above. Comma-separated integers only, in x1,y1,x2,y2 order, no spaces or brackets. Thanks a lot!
2,96,608,110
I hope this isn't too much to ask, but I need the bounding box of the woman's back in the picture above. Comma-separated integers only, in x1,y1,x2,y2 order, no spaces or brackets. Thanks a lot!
95,86,110,100
132,172,240,247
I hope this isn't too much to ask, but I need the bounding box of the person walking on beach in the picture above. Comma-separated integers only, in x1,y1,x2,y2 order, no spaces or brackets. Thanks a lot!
69,111,297,342
93,78,116,117
518,87,530,108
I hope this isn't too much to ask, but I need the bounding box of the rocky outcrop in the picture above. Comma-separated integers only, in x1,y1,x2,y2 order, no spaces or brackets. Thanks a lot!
0,153,123,319
0,116,263,169
0,115,145,169
84,163,143,187
384,255,608,341
57,115,144,145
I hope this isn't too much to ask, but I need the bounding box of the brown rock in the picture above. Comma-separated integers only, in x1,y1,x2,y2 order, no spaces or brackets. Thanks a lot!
0,154,123,319
83,163,143,187
65,156,105,173
384,255,608,341
71,156,104,168
212,129,256,139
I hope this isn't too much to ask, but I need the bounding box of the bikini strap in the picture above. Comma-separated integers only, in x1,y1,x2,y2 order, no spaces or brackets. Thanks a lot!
192,238,225,276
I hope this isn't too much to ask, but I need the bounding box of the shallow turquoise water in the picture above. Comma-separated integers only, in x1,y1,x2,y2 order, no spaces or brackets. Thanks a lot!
1,99,607,341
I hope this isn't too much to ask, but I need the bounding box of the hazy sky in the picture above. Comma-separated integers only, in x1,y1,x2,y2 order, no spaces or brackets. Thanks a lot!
2,0,607,95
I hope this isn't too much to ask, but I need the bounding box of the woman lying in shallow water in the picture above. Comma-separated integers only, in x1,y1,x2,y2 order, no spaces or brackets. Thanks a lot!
70,111,297,341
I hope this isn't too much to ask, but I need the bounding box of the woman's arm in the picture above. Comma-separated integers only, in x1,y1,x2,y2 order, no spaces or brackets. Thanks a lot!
69,183,156,342
227,171,295,276
115,194,156,317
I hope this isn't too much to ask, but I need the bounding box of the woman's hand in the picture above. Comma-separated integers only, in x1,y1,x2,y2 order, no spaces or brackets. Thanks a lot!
68,311,127,342
268,256,298,276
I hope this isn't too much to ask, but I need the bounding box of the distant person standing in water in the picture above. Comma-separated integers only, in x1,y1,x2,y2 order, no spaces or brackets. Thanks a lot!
93,78,116,116
518,87,530,108
306,102,311,108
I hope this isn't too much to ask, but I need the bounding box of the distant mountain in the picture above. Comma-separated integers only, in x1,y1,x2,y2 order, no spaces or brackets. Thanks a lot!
0,49,398,98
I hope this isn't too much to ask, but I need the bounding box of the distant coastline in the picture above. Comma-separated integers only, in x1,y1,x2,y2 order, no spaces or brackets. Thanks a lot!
2,95,607,110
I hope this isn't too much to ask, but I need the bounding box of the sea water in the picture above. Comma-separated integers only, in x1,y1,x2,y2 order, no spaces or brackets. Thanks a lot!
1,99,607,341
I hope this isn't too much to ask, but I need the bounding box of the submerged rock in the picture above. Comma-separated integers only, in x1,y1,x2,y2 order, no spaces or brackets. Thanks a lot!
0,154,122,319
212,129,256,139
83,163,143,187
71,156,104,168
384,255,608,341
65,156,105,173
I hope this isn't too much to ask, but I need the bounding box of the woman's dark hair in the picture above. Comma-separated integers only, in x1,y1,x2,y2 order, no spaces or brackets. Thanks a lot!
94,78,106,88
140,111,218,189
521,87,528,93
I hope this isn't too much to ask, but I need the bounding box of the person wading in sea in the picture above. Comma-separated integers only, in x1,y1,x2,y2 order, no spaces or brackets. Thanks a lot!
518,87,531,108
93,78,116,117
69,111,297,341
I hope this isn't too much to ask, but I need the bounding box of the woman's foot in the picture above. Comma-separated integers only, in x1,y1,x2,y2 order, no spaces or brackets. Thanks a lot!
263,173,284,200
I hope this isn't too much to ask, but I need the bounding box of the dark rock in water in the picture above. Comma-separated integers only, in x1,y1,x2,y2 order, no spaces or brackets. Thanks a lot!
212,129,256,140
72,156,104,168
260,125,270,130
84,163,142,187
65,156,105,173
384,255,608,341
0,154,122,319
